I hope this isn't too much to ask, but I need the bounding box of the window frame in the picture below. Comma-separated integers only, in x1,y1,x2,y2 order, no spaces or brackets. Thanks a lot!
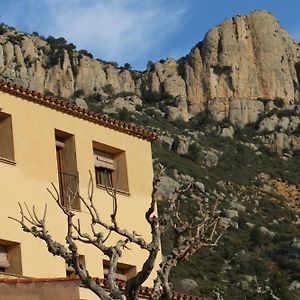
0,112,16,165
55,129,81,211
0,239,22,275
93,141,129,195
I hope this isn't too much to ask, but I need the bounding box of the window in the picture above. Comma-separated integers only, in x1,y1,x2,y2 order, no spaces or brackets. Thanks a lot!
0,246,9,272
94,151,114,187
0,239,22,275
93,141,129,193
103,260,136,281
55,129,80,210
0,112,15,162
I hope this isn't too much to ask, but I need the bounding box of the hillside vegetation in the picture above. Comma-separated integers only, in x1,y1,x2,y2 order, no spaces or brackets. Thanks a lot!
0,9,300,299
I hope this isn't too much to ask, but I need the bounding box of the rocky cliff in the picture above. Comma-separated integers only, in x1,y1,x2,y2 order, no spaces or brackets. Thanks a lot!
0,10,300,127
1,10,300,299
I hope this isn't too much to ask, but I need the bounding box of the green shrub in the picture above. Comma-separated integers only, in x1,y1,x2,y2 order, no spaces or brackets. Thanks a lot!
249,226,263,247
135,104,143,112
0,23,15,34
118,108,131,122
294,123,300,136
72,89,84,98
142,91,175,104
276,109,297,118
123,63,132,70
186,143,201,162
295,62,300,88
86,93,102,103
7,34,24,44
78,49,93,59
102,84,114,95
113,91,135,99
108,61,118,68
146,60,154,70
189,110,212,129
274,97,285,108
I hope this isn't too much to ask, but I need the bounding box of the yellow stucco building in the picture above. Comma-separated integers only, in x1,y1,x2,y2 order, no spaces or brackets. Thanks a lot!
0,80,160,289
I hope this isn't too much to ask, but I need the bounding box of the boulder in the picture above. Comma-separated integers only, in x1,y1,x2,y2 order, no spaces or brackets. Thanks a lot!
155,175,180,201
172,137,190,155
75,98,88,110
258,115,279,132
221,126,235,138
259,226,275,238
194,181,205,193
159,135,174,150
222,209,239,219
177,279,199,294
229,202,246,212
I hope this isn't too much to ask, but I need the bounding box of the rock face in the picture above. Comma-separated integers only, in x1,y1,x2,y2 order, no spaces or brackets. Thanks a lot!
185,11,300,104
0,10,300,127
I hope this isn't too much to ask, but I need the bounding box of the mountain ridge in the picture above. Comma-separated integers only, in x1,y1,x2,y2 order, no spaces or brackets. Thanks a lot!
1,10,300,299
0,10,299,128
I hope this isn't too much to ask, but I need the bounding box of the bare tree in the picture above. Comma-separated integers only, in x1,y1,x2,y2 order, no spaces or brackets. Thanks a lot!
10,167,226,300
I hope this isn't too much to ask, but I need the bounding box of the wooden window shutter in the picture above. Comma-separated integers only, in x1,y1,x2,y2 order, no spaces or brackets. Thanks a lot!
94,150,115,170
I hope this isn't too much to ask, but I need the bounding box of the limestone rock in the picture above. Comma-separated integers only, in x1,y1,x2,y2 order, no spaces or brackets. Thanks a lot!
292,238,300,250
0,10,299,129
203,149,219,167
177,279,199,294
278,117,290,130
155,175,180,200
172,137,190,155
222,209,239,219
75,98,88,110
289,281,300,291
3,42,14,65
221,126,235,138
258,115,279,132
259,226,275,238
229,202,246,212
290,116,300,132
194,181,205,193
159,135,174,150
111,97,136,112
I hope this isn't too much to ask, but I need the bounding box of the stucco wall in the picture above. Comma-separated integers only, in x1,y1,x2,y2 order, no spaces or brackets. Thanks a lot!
0,281,80,300
0,92,161,285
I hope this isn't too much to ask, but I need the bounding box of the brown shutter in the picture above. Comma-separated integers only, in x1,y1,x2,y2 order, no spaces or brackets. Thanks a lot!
94,150,115,170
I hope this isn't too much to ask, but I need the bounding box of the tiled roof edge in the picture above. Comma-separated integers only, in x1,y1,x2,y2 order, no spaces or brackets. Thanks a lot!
0,80,158,142
0,277,210,300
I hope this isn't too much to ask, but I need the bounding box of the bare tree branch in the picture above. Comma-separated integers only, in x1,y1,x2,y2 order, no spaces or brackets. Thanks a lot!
10,166,227,300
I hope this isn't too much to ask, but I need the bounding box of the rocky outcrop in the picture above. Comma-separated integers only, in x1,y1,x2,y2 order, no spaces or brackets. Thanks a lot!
185,11,300,104
0,10,300,127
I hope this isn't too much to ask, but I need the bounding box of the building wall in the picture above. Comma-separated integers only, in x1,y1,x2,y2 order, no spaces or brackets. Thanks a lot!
0,92,160,285
0,281,81,300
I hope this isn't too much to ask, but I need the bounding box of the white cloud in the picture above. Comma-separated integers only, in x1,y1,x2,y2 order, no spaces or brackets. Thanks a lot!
34,0,188,68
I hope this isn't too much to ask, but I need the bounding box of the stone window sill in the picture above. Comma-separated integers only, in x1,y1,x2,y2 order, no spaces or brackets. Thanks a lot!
96,184,130,197
0,157,16,166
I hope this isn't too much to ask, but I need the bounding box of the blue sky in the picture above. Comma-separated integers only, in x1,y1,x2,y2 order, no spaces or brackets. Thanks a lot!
0,0,299,70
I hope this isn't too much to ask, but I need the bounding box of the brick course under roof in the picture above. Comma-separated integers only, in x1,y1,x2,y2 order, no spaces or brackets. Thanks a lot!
0,80,158,142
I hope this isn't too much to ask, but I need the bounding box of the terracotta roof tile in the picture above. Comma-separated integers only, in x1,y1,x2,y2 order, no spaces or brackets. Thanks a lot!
0,276,210,299
0,80,158,142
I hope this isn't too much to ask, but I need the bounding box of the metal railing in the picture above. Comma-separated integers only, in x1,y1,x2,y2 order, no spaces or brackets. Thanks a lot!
58,171,80,210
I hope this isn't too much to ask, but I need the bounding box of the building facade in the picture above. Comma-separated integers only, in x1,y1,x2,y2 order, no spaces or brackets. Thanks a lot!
0,81,160,287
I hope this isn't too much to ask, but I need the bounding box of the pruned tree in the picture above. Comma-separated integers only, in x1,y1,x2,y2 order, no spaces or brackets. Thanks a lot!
10,166,226,300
